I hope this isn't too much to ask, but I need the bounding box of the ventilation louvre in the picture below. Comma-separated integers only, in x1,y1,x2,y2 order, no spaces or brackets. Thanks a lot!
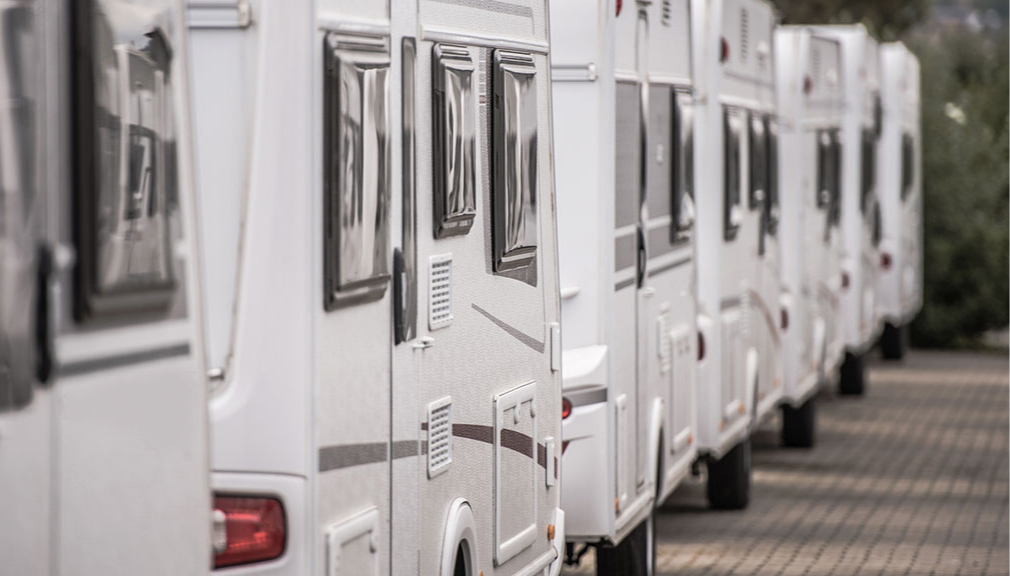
661,0,672,26
427,397,452,478
740,9,749,62
429,254,453,330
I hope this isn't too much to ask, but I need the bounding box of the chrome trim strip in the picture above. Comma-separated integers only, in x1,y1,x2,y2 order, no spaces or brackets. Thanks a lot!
58,343,191,378
187,2,252,29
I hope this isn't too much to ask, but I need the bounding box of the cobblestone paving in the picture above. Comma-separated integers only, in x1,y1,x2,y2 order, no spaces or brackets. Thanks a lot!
564,350,1009,575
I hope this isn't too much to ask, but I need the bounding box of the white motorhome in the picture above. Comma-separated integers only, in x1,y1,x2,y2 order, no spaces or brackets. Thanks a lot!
0,1,211,574
774,27,845,446
550,0,698,570
814,26,882,394
189,0,564,574
691,0,779,509
876,42,922,360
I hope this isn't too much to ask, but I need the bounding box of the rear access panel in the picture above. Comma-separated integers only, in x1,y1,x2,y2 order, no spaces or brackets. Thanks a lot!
494,381,538,565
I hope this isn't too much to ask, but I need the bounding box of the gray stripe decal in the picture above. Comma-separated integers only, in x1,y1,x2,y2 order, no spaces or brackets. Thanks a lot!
566,385,608,408
391,440,419,460
615,277,636,292
647,226,690,259
648,256,692,278
319,442,388,472
615,233,637,272
472,304,545,353
58,343,191,378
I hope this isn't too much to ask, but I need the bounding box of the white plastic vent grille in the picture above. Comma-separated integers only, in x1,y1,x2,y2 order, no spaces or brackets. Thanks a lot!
661,0,672,26
740,9,749,62
429,254,453,330
428,397,452,478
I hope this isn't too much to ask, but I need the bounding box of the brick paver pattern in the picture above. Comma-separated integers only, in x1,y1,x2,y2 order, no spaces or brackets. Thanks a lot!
563,350,1009,575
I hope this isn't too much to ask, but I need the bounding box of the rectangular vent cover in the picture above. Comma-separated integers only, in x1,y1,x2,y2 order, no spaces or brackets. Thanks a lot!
429,254,453,330
428,397,452,478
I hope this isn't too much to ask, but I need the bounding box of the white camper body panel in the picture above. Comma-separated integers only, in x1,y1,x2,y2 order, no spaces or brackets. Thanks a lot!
774,28,844,405
693,0,780,458
0,1,211,574
815,26,882,355
191,1,563,575
877,43,922,327
552,0,698,546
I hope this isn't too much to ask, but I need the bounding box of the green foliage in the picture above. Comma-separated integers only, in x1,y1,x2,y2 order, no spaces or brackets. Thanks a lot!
907,28,1009,347
771,0,931,41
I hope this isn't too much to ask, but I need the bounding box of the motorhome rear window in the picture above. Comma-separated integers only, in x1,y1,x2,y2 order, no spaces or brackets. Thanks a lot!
901,133,914,201
748,113,767,211
432,44,476,239
672,90,694,241
816,130,832,209
765,116,779,235
491,50,538,274
830,132,842,226
323,34,392,310
72,0,178,321
723,108,742,240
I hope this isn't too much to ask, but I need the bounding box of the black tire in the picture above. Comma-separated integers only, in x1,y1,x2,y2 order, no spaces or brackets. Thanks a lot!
706,438,751,510
880,322,907,360
595,513,656,576
781,397,816,448
839,352,865,395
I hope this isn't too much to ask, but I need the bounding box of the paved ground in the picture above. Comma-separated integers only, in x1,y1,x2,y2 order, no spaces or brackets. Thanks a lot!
564,350,1009,575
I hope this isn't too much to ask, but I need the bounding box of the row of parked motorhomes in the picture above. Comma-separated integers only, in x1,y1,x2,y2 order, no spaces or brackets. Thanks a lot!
0,0,921,574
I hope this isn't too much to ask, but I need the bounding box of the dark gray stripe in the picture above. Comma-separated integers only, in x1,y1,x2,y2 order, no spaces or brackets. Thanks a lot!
648,255,692,278
615,233,637,271
721,296,741,311
391,440,419,459
615,277,636,292
472,304,545,353
319,442,388,472
58,343,191,378
566,385,608,408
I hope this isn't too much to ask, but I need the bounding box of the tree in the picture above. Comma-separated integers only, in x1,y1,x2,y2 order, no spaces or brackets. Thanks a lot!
771,0,931,41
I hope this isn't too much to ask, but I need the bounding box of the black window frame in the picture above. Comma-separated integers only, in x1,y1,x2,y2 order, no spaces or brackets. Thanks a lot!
900,133,914,201
764,115,780,236
748,112,768,211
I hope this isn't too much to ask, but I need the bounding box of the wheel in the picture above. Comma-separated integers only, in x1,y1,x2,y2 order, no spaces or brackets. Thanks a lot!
880,322,907,360
838,352,865,395
781,397,816,448
595,513,656,576
706,438,751,510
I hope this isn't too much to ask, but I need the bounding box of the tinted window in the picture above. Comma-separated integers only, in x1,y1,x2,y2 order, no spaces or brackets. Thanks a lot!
432,44,476,238
491,50,538,275
671,90,694,240
323,34,391,310
73,0,179,321
764,116,779,235
860,129,876,214
724,108,742,240
901,133,914,201
748,113,767,210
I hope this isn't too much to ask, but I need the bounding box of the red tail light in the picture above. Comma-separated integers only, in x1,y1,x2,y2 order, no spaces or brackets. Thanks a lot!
213,496,286,569
880,252,892,270
562,397,573,420
803,75,813,94
720,37,730,63
616,0,622,17
841,271,850,290
697,331,706,361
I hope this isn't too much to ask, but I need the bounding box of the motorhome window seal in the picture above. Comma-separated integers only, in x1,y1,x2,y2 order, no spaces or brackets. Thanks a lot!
723,107,742,241
671,88,694,242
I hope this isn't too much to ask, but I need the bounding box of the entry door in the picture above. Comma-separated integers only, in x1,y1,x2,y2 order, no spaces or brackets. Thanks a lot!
0,2,49,571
